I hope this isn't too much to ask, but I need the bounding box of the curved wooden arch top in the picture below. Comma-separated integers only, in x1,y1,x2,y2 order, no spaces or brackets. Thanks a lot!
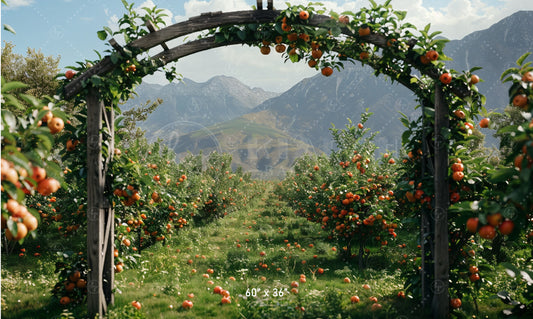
63,9,471,100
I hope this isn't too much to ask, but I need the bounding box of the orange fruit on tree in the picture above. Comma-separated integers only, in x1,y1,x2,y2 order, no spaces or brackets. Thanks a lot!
275,44,286,53
358,26,370,36
321,67,333,77
469,273,480,282
48,117,64,134
454,109,466,119
469,265,479,274
221,296,231,304
420,55,430,64
359,51,369,60
498,219,514,235
512,94,528,109
182,300,193,309
59,296,71,305
486,213,502,227
425,50,439,61
311,49,323,59
287,33,298,42
350,295,360,303
339,15,350,24
440,72,452,84
479,118,490,128
65,70,76,80
37,178,60,196
452,171,464,182
260,46,271,55
479,224,496,240
308,59,317,68
450,298,462,309
451,162,464,172
522,71,533,82
470,74,480,85
76,278,87,288
466,217,479,233
22,213,38,232
299,10,309,20
31,165,47,183
281,23,292,32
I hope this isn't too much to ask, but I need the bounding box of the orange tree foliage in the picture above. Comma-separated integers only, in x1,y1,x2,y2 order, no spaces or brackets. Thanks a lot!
275,112,399,268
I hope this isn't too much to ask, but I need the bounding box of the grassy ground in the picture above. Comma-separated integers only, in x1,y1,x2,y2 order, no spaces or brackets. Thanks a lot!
1,183,518,318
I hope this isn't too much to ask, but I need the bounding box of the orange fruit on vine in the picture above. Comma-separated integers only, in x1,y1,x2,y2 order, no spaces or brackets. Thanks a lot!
358,26,370,36
59,296,71,305
287,33,298,42
479,118,490,128
450,298,462,309
522,71,533,82
65,70,76,80
339,15,349,24
299,10,309,20
311,49,323,59
469,265,478,274
260,46,271,55
425,50,439,61
479,224,496,240
498,219,514,235
321,67,333,77
281,23,292,32
48,117,64,134
275,44,286,53
512,94,528,109
451,162,464,172
486,212,502,227
466,217,478,233
452,171,464,182
37,178,60,196
308,59,317,68
469,273,480,282
440,72,452,84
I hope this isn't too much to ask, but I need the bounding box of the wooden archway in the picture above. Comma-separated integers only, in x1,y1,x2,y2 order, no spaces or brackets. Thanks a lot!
63,1,473,317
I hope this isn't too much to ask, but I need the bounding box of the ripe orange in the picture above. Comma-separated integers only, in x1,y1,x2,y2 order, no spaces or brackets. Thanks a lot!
260,46,270,55
281,23,292,32
469,273,480,282
48,117,64,134
351,295,360,303
498,219,514,235
512,94,528,109
451,162,464,172
452,171,464,182
311,49,323,59
466,217,478,233
221,296,231,304
287,33,298,42
321,67,333,77
440,73,452,85
275,44,286,53
469,265,478,274
182,300,193,309
37,178,60,196
131,301,142,310
522,71,533,82
486,213,502,227
31,166,47,183
23,214,38,232
59,296,71,305
425,50,439,61
454,109,466,119
65,70,76,80
358,26,370,36
76,279,87,288
450,298,462,309
470,74,480,85
479,118,490,128
343,277,351,283
299,10,309,20
479,225,496,240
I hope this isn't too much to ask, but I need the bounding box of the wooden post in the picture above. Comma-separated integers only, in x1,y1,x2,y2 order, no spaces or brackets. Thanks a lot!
432,83,449,318
267,0,273,10
257,0,263,10
86,88,114,317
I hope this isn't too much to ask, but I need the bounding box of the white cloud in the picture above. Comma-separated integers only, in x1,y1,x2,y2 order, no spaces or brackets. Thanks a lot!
2,0,33,9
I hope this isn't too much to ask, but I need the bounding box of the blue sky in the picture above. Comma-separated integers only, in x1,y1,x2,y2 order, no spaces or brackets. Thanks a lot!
2,0,532,92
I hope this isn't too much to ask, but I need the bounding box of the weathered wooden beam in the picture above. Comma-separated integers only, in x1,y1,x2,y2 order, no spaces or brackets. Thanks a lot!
151,36,241,64
267,0,273,10
108,38,124,55
129,10,280,50
86,88,106,317
432,82,449,319
145,19,169,51
63,56,115,100
257,0,263,10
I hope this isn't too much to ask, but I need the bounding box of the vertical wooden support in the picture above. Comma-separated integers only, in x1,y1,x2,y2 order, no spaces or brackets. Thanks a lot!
432,83,449,318
257,0,263,10
267,0,273,10
86,88,114,317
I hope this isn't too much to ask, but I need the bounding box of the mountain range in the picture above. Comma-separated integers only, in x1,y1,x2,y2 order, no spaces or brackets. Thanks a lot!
123,10,533,178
